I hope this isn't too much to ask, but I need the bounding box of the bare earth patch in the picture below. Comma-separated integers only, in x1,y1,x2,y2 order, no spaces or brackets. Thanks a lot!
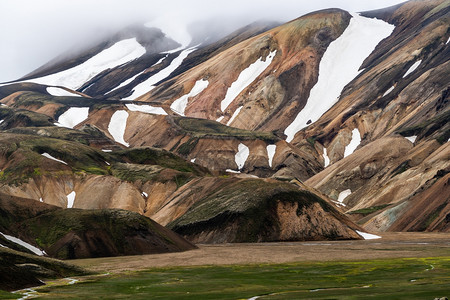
69,232,450,273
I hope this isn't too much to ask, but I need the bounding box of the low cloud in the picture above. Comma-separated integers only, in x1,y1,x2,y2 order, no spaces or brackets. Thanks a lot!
0,0,405,82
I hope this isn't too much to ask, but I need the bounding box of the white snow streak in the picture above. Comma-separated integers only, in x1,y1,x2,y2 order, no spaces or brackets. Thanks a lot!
56,107,89,128
403,60,422,78
216,116,224,122
108,110,129,147
109,70,146,93
337,189,352,203
220,50,276,112
66,191,76,209
405,136,417,143
41,153,67,165
356,230,381,240
344,128,361,158
102,149,112,152
284,14,395,142
191,158,196,163
227,106,243,126
126,104,167,115
124,47,197,100
170,79,209,116
266,144,277,168
0,231,46,256
142,192,148,197
226,169,241,173
26,38,146,90
0,120,4,124
46,87,81,97
235,143,249,170
323,148,330,167
382,85,395,97
39,197,43,203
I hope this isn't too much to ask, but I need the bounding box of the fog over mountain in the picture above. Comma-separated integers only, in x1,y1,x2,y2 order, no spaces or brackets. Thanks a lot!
0,0,406,82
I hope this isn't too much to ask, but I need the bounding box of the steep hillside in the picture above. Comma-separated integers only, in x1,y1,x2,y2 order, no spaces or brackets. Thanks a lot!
0,193,196,259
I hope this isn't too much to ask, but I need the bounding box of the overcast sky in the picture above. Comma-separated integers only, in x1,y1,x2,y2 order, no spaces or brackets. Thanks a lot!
0,0,406,82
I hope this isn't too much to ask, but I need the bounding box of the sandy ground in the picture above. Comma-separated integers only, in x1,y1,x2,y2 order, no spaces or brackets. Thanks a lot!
68,232,450,273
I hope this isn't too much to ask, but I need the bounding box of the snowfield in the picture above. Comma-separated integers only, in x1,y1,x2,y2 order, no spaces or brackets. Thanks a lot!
284,13,395,142
227,106,243,126
0,231,46,256
344,128,361,158
403,60,422,78
356,230,381,240
124,46,198,100
220,50,276,112
41,153,68,165
47,87,81,97
26,38,146,90
235,143,250,170
323,148,330,167
126,103,167,115
170,79,209,116
108,110,129,147
337,189,352,203
67,191,76,209
266,144,277,168
405,135,417,143
56,107,89,128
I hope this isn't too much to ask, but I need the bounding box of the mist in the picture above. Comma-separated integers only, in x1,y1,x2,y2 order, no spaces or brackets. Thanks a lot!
0,0,406,82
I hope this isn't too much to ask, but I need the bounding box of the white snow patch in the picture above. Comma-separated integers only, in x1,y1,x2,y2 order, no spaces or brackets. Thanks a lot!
344,128,361,158
102,149,112,152
216,116,224,122
266,144,277,168
0,120,4,124
39,197,43,203
126,103,167,115
108,110,129,147
142,192,148,197
226,169,241,174
66,278,79,285
403,60,422,78
66,191,76,208
382,85,395,97
191,158,196,163
41,153,67,165
356,230,381,240
337,189,352,203
47,87,81,97
284,14,395,142
227,106,243,126
109,70,146,93
220,50,276,112
323,148,330,167
1,103,6,106
235,143,249,170
26,38,146,90
170,79,209,116
56,107,89,128
447,37,450,44
124,46,197,100
105,161,110,166
145,14,191,51
405,135,417,143
0,231,46,256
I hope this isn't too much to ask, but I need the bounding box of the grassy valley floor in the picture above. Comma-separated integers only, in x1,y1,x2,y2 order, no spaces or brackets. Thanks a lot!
8,233,450,299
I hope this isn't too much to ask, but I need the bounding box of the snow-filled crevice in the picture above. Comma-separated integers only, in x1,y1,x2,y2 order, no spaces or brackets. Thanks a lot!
220,50,276,112
126,104,167,115
170,79,209,116
41,153,68,165
26,38,146,90
47,87,81,97
55,107,89,128
108,110,129,147
124,46,198,100
227,106,243,126
284,13,395,142
67,191,76,208
266,144,277,168
323,148,330,168
0,231,46,256
235,143,249,170
403,60,422,78
344,128,361,158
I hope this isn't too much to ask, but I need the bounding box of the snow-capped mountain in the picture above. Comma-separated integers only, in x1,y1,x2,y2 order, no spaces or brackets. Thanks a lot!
0,0,448,252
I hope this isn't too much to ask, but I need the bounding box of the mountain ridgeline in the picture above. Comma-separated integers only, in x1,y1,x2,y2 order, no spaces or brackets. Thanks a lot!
0,0,448,266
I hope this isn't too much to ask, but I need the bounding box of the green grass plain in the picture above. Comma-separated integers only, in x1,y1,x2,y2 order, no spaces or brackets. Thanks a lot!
10,256,450,299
